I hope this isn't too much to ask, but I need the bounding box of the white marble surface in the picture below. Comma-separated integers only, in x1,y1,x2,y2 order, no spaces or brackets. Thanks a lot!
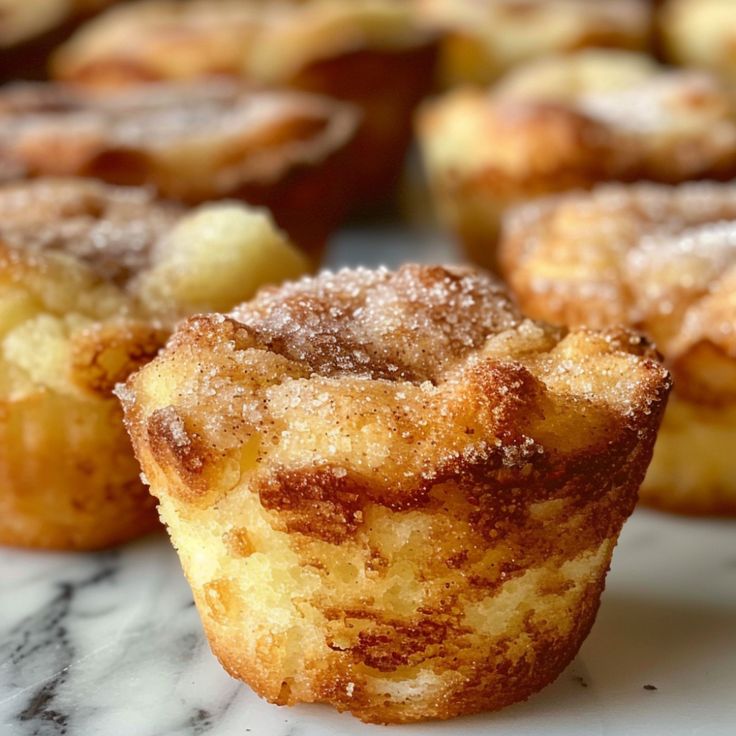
1,228,735,736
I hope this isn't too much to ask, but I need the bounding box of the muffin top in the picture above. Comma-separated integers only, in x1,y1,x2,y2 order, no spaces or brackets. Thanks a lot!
0,177,181,286
0,80,359,203
52,0,432,87
502,181,736,404
228,265,521,383
0,178,308,400
419,50,736,185
121,265,670,520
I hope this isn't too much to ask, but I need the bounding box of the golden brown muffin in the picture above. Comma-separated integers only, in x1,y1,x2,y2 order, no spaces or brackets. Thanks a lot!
418,49,736,271
416,0,651,87
0,0,118,81
0,177,308,550
51,0,438,206
501,181,736,516
0,80,359,262
659,0,736,82
120,264,670,723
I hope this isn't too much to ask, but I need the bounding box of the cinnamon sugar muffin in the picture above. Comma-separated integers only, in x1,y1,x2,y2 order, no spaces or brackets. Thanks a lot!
52,0,438,204
418,49,736,271
120,265,670,723
502,181,736,516
659,0,736,83
0,178,308,550
417,0,651,87
0,80,359,261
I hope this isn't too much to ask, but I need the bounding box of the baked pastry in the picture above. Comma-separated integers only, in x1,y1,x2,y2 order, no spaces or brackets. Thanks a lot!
659,0,736,82
0,177,308,550
501,181,736,516
418,49,736,271
51,0,438,206
416,0,651,87
0,0,117,81
0,80,359,261
120,264,670,723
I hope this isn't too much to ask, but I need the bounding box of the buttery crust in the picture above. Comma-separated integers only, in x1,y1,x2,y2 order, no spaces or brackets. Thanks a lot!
0,80,360,261
121,264,670,723
0,178,308,549
51,0,438,206
417,49,736,271
660,0,736,82
501,181,736,515
416,0,651,87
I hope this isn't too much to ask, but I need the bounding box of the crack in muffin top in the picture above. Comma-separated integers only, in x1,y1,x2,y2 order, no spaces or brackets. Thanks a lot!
227,265,523,384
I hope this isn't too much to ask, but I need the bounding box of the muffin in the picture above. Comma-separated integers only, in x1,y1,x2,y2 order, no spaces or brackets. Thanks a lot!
0,0,117,81
417,49,736,271
659,0,736,83
416,0,651,87
120,265,670,723
501,181,736,516
0,177,308,550
0,80,359,261
52,0,438,205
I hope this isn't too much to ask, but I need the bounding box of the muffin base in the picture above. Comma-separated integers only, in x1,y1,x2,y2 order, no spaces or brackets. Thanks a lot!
155,462,638,723
0,389,158,550
641,395,736,516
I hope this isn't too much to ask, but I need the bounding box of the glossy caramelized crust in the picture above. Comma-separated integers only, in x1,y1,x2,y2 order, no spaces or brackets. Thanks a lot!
660,0,736,82
502,181,736,515
416,0,651,86
418,50,736,271
0,178,308,549
121,265,670,723
0,81,359,260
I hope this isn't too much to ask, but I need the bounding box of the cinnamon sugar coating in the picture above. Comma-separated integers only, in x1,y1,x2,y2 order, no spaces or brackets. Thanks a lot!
121,265,670,723
0,178,308,549
418,49,736,271
502,181,736,515
0,80,359,260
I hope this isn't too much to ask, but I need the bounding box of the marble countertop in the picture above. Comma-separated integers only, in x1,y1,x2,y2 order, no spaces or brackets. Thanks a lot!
1,228,735,736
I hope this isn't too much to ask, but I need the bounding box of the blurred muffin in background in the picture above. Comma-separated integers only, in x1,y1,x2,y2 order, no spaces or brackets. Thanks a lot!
52,0,438,207
0,80,359,261
121,264,669,723
659,0,736,82
0,0,118,81
418,49,736,271
415,0,651,88
0,177,308,550
502,181,736,516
